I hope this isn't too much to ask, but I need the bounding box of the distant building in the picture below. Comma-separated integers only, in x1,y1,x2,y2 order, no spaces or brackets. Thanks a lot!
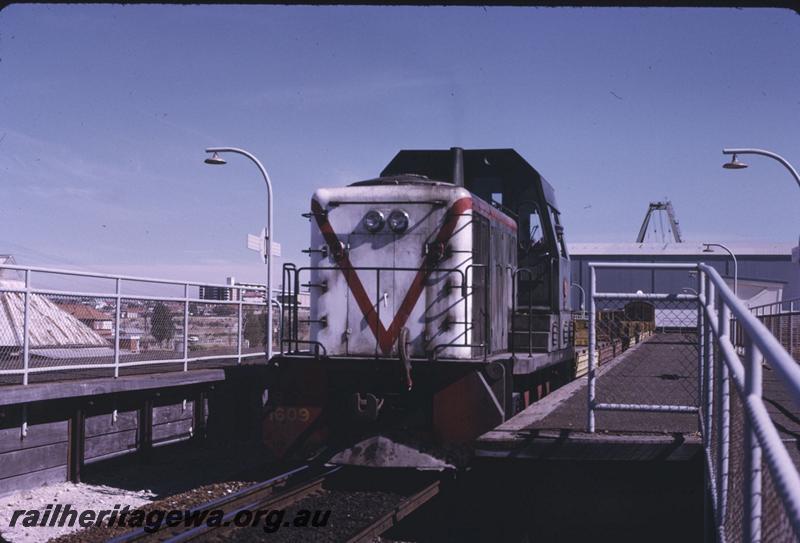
57,303,114,338
199,285,233,301
569,242,797,311
226,277,310,308
119,327,143,353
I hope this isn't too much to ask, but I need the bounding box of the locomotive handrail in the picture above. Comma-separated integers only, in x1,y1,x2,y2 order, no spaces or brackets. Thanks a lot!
464,263,490,361
281,263,478,358
278,339,327,358
281,263,496,360
511,267,540,357
428,264,490,360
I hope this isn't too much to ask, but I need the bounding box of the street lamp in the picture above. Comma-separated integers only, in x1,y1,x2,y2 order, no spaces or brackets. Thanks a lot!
571,282,586,317
722,148,800,191
204,147,275,361
703,243,738,297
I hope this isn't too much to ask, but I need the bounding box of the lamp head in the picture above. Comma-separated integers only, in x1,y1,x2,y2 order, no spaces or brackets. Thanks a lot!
723,154,748,170
204,152,227,165
702,244,714,253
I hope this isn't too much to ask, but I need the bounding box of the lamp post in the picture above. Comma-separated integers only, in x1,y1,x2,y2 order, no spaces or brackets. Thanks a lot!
702,243,738,297
722,148,800,191
204,147,275,361
571,282,586,317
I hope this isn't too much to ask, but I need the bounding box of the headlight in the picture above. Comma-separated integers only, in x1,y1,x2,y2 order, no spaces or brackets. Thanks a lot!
363,210,385,233
388,209,409,233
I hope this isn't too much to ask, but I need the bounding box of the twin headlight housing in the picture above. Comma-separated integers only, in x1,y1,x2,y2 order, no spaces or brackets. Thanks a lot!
363,209,409,234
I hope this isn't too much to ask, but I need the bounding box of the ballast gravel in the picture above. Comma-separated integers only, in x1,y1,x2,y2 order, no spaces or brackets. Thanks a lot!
0,482,153,543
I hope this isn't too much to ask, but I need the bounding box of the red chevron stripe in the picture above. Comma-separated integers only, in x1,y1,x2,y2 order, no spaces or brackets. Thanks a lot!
311,197,472,355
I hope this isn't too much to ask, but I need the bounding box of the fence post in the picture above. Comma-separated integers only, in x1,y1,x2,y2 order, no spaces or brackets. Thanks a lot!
700,270,710,543
183,284,189,372
743,335,763,543
22,269,30,386
704,276,715,451
114,278,121,378
587,265,596,433
717,298,731,529
697,270,705,413
237,288,243,364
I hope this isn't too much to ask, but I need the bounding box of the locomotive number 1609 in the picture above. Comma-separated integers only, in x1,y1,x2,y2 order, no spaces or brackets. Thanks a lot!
267,407,311,423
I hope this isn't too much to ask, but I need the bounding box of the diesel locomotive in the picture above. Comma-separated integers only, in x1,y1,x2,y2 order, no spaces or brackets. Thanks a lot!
266,148,573,464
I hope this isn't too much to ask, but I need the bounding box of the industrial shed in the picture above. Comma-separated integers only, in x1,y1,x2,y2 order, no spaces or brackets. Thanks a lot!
568,242,797,311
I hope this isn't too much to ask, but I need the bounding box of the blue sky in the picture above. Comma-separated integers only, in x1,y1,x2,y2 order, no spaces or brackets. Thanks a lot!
1,5,798,284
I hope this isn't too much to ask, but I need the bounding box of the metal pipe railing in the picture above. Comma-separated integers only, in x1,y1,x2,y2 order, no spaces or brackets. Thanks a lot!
587,262,701,433
585,261,800,541
699,264,800,541
0,264,273,383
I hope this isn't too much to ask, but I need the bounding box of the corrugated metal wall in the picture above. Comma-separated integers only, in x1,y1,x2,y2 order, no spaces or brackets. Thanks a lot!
570,254,794,308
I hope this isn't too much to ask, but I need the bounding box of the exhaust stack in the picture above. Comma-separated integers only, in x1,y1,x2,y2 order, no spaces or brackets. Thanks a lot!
451,147,464,187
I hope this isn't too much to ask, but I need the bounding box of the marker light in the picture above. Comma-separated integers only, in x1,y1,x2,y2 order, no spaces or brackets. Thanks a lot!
388,210,410,233
363,210,385,233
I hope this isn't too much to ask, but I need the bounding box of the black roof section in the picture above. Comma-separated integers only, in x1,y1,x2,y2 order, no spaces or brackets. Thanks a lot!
380,148,559,212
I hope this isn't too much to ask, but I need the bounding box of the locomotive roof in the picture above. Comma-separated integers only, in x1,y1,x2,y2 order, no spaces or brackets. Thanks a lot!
380,148,559,212
348,173,451,187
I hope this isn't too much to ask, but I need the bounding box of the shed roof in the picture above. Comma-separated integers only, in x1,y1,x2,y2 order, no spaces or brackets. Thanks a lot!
0,281,109,348
568,242,794,257
57,303,113,322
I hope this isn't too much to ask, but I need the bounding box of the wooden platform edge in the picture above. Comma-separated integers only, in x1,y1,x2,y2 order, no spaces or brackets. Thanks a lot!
473,431,702,462
0,369,227,407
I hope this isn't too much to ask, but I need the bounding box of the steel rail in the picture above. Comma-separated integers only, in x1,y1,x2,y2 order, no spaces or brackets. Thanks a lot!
164,469,338,543
107,464,339,543
344,480,441,543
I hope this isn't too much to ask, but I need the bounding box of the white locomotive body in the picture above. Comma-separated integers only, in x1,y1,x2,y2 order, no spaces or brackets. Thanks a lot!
307,178,515,361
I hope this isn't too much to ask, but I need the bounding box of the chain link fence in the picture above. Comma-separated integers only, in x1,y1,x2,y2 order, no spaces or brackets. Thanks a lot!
752,299,800,362
698,265,800,543
588,262,800,542
593,298,699,418
587,263,701,434
0,264,281,385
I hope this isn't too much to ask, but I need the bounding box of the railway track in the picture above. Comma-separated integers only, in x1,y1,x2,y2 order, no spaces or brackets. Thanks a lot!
107,463,336,543
342,479,440,543
108,463,441,542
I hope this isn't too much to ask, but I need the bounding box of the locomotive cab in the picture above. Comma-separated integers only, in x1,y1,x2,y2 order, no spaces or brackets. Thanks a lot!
382,148,572,355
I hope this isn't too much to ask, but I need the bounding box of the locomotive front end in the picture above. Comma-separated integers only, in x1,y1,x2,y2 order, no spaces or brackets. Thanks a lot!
266,174,516,462
307,180,476,361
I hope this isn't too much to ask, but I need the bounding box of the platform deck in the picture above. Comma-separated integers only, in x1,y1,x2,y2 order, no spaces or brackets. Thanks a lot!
478,332,800,465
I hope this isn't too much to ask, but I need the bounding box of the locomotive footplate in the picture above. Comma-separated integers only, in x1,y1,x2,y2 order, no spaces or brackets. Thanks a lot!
262,354,513,460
